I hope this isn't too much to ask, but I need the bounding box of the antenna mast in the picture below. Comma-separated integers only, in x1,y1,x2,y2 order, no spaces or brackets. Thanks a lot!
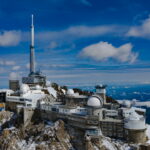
30,14,35,74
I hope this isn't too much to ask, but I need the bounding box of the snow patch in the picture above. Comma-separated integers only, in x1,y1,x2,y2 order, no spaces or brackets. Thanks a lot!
47,87,57,98
117,100,150,108
102,138,117,150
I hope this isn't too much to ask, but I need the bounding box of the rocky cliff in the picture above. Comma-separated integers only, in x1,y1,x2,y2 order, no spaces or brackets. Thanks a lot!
0,110,148,150
0,119,74,150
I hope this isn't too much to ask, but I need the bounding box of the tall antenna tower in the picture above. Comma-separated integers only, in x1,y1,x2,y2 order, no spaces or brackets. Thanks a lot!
30,14,35,74
22,15,46,87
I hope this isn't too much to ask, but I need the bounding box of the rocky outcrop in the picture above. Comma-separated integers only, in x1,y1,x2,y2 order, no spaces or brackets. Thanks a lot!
0,110,148,150
84,135,139,150
0,120,74,150
0,111,14,124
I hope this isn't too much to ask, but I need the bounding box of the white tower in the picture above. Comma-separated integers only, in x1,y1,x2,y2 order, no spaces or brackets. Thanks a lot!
30,14,35,74
95,85,107,103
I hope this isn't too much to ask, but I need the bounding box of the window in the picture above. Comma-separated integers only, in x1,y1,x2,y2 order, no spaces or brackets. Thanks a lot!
52,108,56,112
20,98,24,101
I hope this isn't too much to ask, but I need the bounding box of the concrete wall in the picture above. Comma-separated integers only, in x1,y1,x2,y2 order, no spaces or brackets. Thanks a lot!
15,107,147,144
100,121,124,139
23,107,35,126
125,129,146,143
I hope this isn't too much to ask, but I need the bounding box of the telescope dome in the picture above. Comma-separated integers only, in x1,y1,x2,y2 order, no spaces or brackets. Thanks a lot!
87,95,103,107
20,84,30,94
35,85,41,90
67,89,74,95
122,100,131,108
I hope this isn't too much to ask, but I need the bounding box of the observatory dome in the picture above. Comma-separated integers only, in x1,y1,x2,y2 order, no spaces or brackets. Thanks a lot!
67,89,74,95
46,81,51,87
122,100,131,108
87,96,103,107
35,85,41,90
124,111,146,130
20,84,30,94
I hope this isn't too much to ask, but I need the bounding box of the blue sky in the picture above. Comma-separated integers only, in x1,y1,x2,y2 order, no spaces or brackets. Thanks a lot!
1,0,150,87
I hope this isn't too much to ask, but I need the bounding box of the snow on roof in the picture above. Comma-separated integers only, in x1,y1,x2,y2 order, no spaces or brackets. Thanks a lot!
135,101,150,108
0,89,14,93
128,113,139,121
132,107,146,113
117,100,150,108
121,107,146,113
23,92,45,101
47,87,57,98
127,111,143,121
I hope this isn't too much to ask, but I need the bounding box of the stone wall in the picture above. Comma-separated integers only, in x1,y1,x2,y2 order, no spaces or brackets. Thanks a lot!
125,129,146,143
100,121,124,139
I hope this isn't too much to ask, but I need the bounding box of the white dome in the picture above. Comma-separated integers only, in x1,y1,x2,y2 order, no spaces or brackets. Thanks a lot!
122,100,131,108
87,96,103,107
67,89,74,95
20,84,30,94
46,81,51,86
35,85,41,90
124,111,146,130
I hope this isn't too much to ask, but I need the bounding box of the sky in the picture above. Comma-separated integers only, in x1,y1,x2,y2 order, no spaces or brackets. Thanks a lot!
1,0,150,87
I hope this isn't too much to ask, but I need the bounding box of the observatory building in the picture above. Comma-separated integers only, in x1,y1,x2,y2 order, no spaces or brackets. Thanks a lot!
0,15,147,145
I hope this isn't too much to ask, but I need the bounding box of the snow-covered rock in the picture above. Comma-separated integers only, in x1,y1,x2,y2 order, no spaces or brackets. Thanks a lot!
0,120,74,150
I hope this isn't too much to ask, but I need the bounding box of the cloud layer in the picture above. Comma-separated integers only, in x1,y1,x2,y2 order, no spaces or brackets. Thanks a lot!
0,30,21,46
36,25,125,42
0,25,126,48
0,60,15,65
80,41,138,63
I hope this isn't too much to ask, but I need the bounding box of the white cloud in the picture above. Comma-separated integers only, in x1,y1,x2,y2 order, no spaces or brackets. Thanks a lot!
0,60,15,66
80,41,138,63
43,67,150,85
26,63,30,69
0,30,21,46
66,26,118,37
49,41,58,49
12,66,20,71
36,25,125,43
127,15,150,38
